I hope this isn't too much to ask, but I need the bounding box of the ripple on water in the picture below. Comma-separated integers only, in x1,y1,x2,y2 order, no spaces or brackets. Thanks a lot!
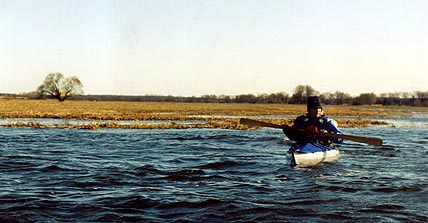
0,127,427,222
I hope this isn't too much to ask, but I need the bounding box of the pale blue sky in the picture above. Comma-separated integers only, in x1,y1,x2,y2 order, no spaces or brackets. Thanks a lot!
1,0,427,96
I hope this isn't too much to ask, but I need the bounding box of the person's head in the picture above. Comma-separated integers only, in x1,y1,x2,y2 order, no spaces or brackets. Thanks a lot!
307,96,323,118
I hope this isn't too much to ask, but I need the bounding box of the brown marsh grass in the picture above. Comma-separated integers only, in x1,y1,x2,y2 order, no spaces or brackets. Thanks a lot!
1,99,423,130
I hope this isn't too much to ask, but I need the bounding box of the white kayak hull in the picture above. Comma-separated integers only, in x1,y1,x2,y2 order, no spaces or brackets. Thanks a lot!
289,142,340,166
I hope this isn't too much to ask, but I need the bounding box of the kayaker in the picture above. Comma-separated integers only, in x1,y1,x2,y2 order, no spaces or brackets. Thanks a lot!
283,96,343,146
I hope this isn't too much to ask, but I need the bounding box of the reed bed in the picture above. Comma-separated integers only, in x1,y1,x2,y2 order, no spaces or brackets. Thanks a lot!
0,99,417,130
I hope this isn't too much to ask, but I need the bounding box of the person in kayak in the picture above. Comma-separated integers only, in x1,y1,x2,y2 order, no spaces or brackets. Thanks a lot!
283,96,343,146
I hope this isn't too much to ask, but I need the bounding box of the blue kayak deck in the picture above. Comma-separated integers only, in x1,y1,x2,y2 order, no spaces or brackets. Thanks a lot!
289,142,335,153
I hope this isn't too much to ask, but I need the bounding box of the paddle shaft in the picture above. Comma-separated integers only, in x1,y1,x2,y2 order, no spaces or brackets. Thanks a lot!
239,118,284,129
239,118,383,146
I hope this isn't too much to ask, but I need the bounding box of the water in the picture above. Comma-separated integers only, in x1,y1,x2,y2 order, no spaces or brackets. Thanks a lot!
0,118,205,126
0,123,427,222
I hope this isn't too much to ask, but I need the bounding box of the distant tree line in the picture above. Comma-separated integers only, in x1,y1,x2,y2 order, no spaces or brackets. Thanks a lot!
4,84,428,106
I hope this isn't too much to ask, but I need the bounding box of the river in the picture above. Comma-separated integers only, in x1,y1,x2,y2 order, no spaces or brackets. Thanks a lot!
0,118,427,222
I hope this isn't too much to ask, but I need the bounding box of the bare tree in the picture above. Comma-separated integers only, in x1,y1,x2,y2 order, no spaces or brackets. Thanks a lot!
37,73,84,101
290,85,319,104
333,91,352,105
356,93,377,105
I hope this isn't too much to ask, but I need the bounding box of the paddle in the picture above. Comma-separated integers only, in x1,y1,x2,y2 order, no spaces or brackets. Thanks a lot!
239,118,383,146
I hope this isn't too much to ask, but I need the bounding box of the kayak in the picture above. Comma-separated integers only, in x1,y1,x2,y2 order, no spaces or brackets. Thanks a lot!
288,142,339,166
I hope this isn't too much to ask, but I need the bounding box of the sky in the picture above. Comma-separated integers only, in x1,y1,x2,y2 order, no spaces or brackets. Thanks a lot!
1,0,427,97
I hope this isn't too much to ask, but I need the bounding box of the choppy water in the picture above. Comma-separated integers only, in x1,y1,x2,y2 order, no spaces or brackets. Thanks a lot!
0,122,427,222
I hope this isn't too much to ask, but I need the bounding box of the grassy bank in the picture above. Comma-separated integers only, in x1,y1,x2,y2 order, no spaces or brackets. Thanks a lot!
1,99,423,130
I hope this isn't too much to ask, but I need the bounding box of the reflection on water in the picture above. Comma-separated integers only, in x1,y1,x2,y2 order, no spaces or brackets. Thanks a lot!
0,119,427,222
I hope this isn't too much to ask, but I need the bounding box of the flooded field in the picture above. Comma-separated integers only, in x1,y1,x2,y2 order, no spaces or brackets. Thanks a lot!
0,100,425,129
0,100,427,222
0,116,427,222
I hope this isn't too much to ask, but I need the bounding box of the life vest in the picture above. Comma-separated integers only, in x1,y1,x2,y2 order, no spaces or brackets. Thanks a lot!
285,115,342,145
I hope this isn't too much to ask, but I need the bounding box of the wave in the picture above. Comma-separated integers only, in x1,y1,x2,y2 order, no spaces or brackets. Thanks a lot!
157,198,224,210
358,204,428,222
135,164,163,176
164,169,206,181
196,160,256,169
371,184,426,193
39,164,78,172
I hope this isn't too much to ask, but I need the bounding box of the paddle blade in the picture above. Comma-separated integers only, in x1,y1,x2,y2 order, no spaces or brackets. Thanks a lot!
324,132,383,146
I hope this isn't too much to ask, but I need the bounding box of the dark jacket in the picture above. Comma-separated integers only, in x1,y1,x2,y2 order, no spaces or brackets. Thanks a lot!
284,115,343,145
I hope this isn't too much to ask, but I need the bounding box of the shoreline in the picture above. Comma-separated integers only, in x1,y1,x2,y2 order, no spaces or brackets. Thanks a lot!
1,99,424,130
